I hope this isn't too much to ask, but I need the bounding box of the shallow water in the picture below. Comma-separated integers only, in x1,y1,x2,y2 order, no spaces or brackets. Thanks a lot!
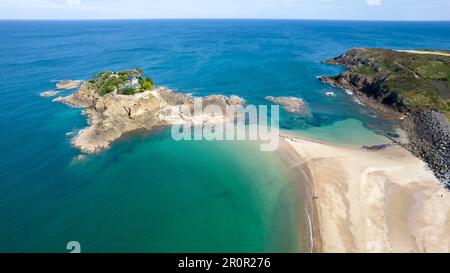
295,118,389,145
1,20,449,252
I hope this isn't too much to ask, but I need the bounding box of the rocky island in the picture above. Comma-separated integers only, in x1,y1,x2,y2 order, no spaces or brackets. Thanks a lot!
320,48,450,186
51,69,245,153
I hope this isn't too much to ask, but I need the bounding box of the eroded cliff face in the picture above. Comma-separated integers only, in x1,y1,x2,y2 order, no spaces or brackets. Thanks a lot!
54,83,245,154
320,74,406,120
320,49,409,116
320,48,450,186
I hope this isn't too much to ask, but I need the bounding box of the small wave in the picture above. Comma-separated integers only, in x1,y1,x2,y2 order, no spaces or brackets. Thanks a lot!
353,97,364,105
286,96,304,101
66,129,79,137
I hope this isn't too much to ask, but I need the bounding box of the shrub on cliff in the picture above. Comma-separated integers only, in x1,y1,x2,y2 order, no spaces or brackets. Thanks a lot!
98,77,127,95
139,77,154,92
121,87,138,95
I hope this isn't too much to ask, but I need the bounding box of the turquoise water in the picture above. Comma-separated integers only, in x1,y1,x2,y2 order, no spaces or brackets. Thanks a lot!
1,20,450,252
293,119,388,145
15,132,301,252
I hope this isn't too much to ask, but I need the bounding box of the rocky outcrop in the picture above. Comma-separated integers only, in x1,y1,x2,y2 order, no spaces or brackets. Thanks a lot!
40,90,60,97
265,96,308,114
55,80,82,90
52,82,245,154
319,75,405,119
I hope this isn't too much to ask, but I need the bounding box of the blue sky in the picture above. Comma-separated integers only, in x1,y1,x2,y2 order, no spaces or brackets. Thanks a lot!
0,0,449,20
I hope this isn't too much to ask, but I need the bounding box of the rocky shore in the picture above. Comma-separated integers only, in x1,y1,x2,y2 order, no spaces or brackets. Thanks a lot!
320,48,450,187
51,80,245,154
265,96,308,114
403,111,450,184
319,76,406,119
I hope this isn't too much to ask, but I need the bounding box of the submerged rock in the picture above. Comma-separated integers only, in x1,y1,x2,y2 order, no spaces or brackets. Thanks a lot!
321,48,450,186
265,96,308,114
40,90,60,97
56,80,83,90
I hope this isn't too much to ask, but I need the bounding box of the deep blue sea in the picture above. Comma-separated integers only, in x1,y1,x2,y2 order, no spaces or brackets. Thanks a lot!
1,20,449,253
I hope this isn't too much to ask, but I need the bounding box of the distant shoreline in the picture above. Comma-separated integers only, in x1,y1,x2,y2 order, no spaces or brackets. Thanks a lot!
2,19,450,23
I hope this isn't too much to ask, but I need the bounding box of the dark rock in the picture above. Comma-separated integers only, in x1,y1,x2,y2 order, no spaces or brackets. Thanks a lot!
403,111,450,187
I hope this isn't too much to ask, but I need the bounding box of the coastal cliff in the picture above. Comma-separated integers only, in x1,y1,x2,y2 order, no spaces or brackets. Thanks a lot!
51,69,245,154
320,48,450,186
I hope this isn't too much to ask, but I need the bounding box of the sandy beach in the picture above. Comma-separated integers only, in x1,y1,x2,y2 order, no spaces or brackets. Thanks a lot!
282,136,450,253
395,49,450,57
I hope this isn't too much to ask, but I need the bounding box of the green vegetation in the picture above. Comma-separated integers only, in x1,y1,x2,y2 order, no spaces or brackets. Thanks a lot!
416,61,450,81
88,68,154,96
340,49,450,118
121,87,138,95
352,65,380,80
139,77,154,93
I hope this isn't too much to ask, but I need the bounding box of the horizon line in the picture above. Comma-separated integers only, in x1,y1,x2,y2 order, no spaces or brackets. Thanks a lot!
1,18,450,22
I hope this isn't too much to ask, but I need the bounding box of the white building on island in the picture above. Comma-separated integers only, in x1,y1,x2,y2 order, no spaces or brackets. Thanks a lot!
127,75,141,89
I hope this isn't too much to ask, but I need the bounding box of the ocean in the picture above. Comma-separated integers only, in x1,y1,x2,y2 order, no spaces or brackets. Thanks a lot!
1,20,449,252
